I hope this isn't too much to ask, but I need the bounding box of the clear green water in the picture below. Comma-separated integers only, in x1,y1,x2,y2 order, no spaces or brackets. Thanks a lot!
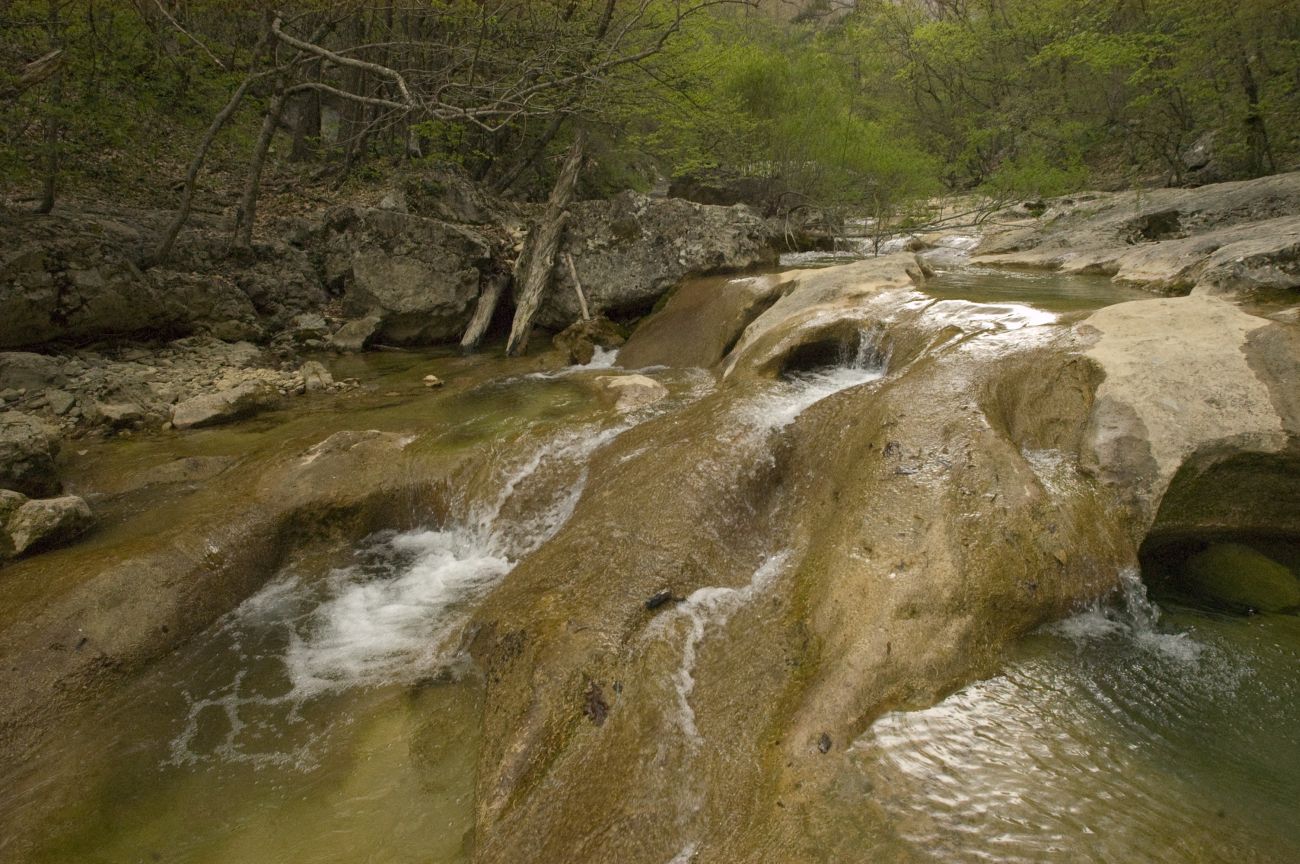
850,571,1300,863
921,264,1152,312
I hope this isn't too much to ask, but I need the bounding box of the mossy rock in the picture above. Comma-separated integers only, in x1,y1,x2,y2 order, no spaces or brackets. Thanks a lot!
1182,542,1300,612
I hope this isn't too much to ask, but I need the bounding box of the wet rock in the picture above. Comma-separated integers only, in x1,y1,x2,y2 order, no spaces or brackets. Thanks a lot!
552,317,627,365
171,380,280,430
0,411,60,497
5,495,93,557
538,192,778,328
592,374,668,412
299,361,334,393
330,314,383,352
1182,543,1300,612
618,273,793,370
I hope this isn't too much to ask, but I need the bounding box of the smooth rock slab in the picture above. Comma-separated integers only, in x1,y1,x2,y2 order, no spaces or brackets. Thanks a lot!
171,381,280,430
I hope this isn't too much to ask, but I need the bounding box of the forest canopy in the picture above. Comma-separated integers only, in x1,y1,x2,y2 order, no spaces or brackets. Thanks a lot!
2,0,1297,222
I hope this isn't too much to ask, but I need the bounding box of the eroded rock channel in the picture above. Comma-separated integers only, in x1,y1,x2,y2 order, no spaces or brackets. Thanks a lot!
2,242,1298,862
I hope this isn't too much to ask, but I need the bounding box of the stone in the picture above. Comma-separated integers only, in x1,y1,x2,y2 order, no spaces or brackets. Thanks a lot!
0,352,66,391
94,401,146,429
593,374,668,411
46,389,75,416
171,380,280,430
324,207,493,344
552,317,628,365
0,411,60,497
537,191,778,328
331,314,383,352
1182,543,1300,612
0,489,27,524
299,361,334,393
5,495,93,557
422,375,444,388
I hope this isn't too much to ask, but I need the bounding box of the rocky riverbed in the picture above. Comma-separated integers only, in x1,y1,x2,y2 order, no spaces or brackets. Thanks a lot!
1,171,1298,863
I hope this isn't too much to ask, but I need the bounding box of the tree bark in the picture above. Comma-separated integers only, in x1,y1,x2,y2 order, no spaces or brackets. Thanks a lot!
460,271,510,352
153,26,272,264
234,89,288,249
36,0,62,215
505,126,587,356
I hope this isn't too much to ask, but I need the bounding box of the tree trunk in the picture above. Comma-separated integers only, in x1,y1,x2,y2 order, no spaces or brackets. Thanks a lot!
152,72,258,263
505,126,588,357
36,0,62,215
1234,43,1275,177
234,90,288,249
460,271,510,352
492,112,568,193
289,60,321,161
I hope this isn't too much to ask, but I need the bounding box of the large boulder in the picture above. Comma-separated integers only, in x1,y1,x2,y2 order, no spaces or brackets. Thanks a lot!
0,212,270,349
973,171,1300,299
323,206,495,344
171,380,280,430
0,411,60,497
5,495,93,558
536,192,778,329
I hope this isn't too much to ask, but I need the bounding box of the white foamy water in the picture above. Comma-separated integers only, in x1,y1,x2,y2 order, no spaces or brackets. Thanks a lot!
1046,566,1205,664
285,420,637,697
168,406,680,767
283,530,511,696
665,551,791,741
744,328,890,431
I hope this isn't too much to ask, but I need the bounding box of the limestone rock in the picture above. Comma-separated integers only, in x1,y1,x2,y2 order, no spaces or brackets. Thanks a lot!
0,411,60,497
299,360,334,393
171,380,279,430
0,352,66,391
330,314,383,352
593,374,668,411
537,192,778,328
6,495,93,557
323,207,493,344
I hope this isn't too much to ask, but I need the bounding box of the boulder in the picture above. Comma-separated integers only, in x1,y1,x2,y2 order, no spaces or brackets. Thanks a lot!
537,192,778,328
171,380,280,430
592,374,668,411
0,411,60,497
299,360,334,393
323,207,494,344
552,317,627,365
93,401,147,429
0,352,66,391
5,495,93,557
330,314,383,352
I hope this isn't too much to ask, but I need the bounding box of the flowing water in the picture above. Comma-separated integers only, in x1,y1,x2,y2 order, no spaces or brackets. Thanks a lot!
8,269,1299,863
848,570,1300,863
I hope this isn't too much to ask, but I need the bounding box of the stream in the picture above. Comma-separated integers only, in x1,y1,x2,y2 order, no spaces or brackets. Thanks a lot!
8,266,1299,864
